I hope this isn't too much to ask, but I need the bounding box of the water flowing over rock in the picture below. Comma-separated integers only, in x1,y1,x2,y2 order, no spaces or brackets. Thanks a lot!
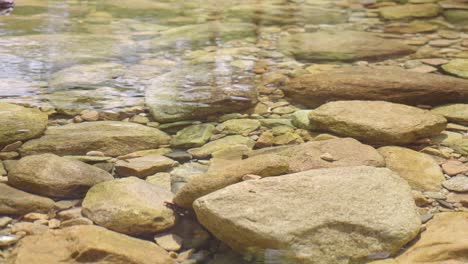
0,103,47,146
284,67,468,108
19,121,171,156
278,31,414,62
175,138,385,208
148,22,257,50
193,166,421,264
7,225,175,264
146,65,257,122
82,177,176,236
308,101,447,145
8,154,114,198
396,212,468,264
0,183,54,215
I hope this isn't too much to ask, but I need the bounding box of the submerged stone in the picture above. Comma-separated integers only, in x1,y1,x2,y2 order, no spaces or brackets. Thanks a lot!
146,65,257,122
379,4,441,19
278,31,414,62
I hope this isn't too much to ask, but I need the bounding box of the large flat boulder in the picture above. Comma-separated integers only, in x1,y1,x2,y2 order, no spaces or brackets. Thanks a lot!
175,138,385,207
284,67,468,108
379,4,441,20
0,103,48,146
19,121,171,157
378,147,445,191
308,101,447,145
82,177,176,236
7,225,175,264
146,65,257,122
8,154,114,198
396,212,468,264
278,31,414,62
0,184,54,215
194,166,421,264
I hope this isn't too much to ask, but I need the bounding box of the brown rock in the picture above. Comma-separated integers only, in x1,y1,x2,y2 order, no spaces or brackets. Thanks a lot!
284,67,468,108
8,154,114,198
7,225,175,264
396,212,468,264
0,184,55,215
441,160,468,176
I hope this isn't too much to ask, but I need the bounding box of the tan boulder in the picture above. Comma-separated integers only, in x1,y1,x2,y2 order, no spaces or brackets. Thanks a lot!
309,101,447,145
0,103,48,146
7,225,175,264
194,166,421,264
82,177,176,236
284,67,468,108
8,154,113,198
396,212,468,264
379,147,445,191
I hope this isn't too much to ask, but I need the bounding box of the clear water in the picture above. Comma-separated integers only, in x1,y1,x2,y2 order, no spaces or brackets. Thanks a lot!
0,0,351,114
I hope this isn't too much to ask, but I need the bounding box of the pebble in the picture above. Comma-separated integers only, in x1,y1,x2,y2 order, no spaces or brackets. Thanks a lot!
86,151,106,157
420,58,449,66
23,213,49,222
320,153,336,162
444,160,468,176
424,191,447,200
242,174,262,181
0,217,12,228
443,175,468,192
81,110,100,121
154,233,183,251
0,235,18,247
